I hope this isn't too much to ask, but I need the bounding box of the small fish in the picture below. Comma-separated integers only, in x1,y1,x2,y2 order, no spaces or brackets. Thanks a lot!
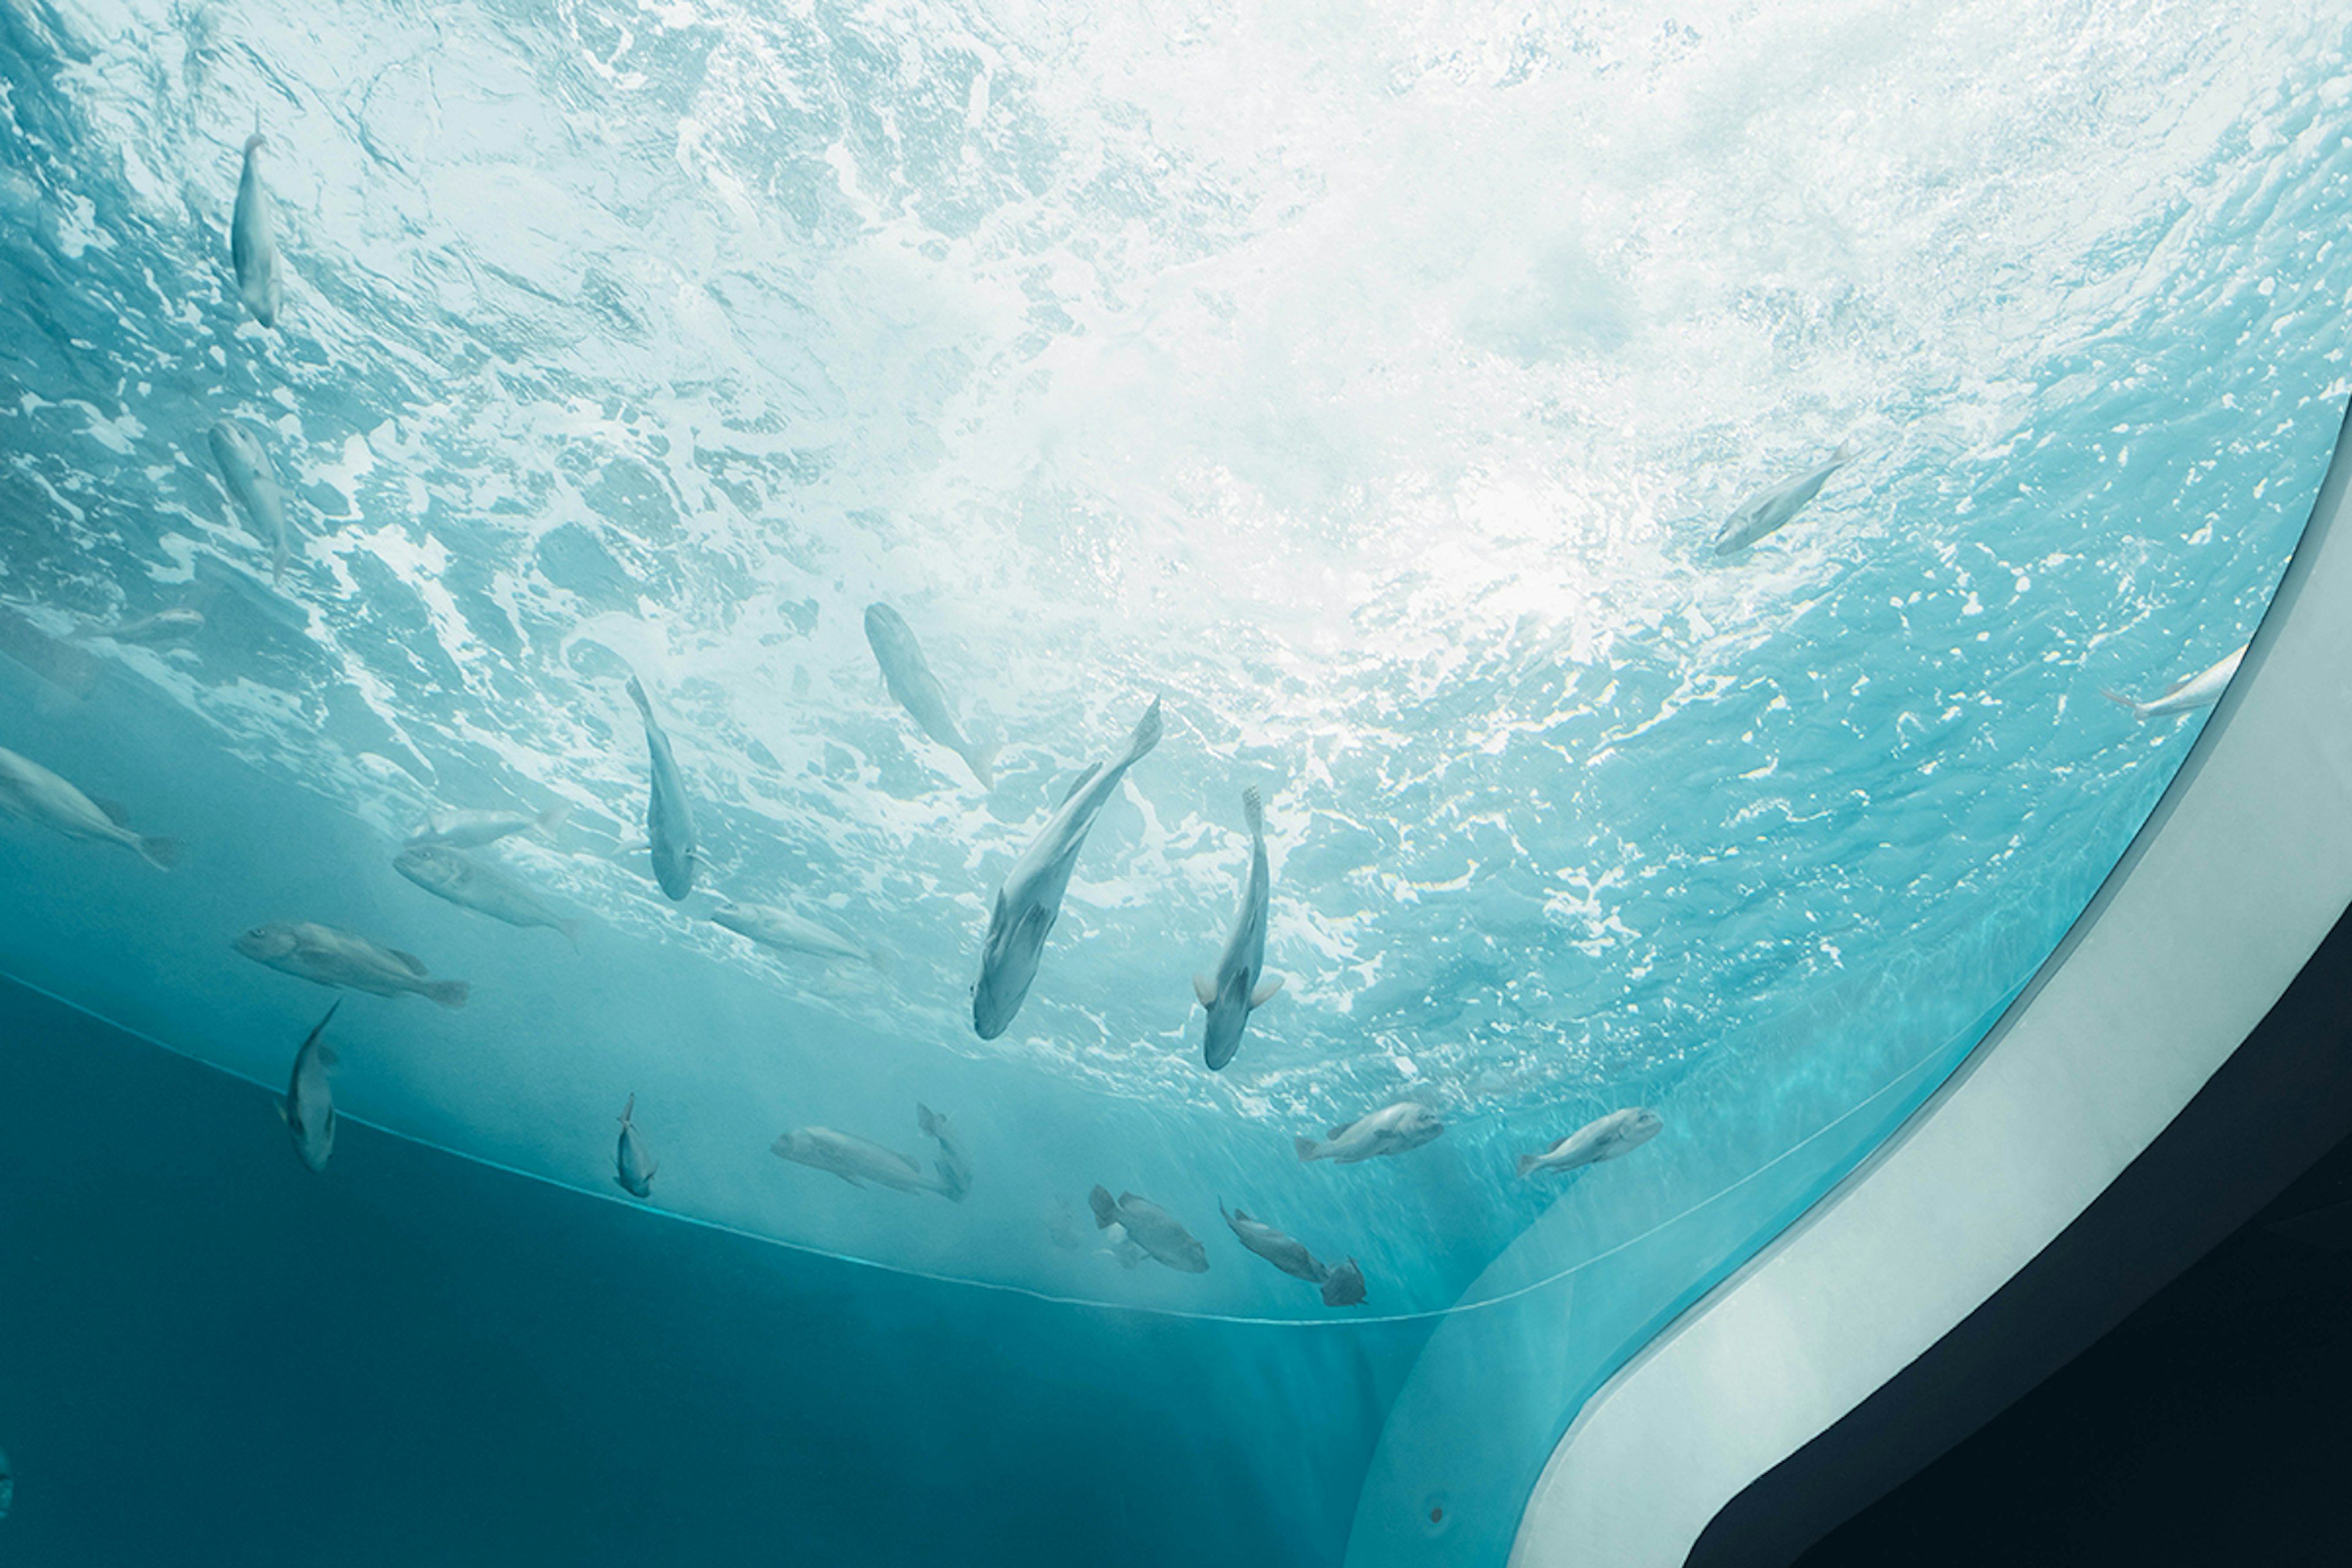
973,697,1164,1039
1219,1200,1327,1284
89,608,205,645
864,602,998,788
277,1001,340,1172
406,802,571,851
231,129,285,328
232,921,469,1008
614,1093,657,1199
1712,442,1856,555
712,900,883,969
1517,1107,1664,1179
771,1126,933,1193
0,746,178,869
1088,1185,1209,1273
1320,1257,1368,1308
393,845,578,946
1196,786,1282,1071
1294,1101,1446,1164
916,1101,972,1202
208,419,292,581
2103,643,2248,720
626,675,698,901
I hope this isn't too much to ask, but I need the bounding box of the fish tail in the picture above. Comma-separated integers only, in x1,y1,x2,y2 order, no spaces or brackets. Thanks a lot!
962,739,999,791
1125,696,1164,763
424,979,470,1009
916,1102,939,1136
138,835,182,871
535,802,574,836
1515,1153,1542,1180
1087,1184,1117,1229
619,1093,635,1128
1293,1136,1323,1163
559,919,581,952
244,131,266,155
625,674,653,719
1242,785,1264,839
2100,688,2149,721
1833,438,1860,463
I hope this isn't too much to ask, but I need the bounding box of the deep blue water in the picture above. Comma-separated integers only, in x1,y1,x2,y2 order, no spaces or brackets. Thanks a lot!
4,1,2351,1562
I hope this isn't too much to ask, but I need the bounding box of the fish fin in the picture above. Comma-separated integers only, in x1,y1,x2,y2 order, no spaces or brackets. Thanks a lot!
1516,1153,1542,1179
559,920,581,952
1118,1191,1148,1208
1057,761,1102,806
137,835,182,871
314,1042,339,1069
424,979,469,1009
2100,689,2149,720
916,1102,939,1134
1250,973,1285,1008
1088,1185,1117,1229
1193,972,1218,1008
616,840,651,856
1833,439,1859,464
301,999,341,1049
1019,900,1056,944
620,1094,636,1126
387,948,429,976
1125,696,1164,762
839,1172,865,1189
535,803,573,835
963,739,998,791
92,796,130,826
1327,1122,1352,1139
1242,785,1263,837
1294,1137,1322,1163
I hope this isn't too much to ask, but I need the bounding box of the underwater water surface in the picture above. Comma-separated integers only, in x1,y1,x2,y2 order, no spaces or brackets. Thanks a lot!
2,0,2350,1562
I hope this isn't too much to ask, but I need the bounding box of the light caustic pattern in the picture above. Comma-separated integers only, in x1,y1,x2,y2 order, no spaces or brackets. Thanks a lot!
0,0,2348,1309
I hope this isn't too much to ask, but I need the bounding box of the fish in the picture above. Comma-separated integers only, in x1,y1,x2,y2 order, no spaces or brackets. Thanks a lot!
1320,1257,1368,1308
712,900,884,969
770,1126,933,1193
0,746,178,869
2103,643,2248,720
614,1093,657,1199
405,802,571,850
393,844,578,946
1219,1200,1327,1284
1711,442,1856,555
971,696,1164,1039
1294,1101,1446,1164
1196,786,1282,1071
0,1444,11,1520
232,921,469,1008
208,419,292,581
1048,1201,1146,1268
230,130,285,327
626,675,698,901
1088,1185,1209,1273
277,1001,340,1173
864,602,998,788
88,608,205,645
916,1101,972,1202
1516,1107,1664,1179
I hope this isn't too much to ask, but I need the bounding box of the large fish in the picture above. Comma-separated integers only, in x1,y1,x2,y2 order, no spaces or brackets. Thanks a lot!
208,419,291,581
1712,443,1856,555
0,746,178,869
771,1126,933,1193
277,1001,340,1173
406,802,571,850
626,676,698,900
232,921,469,1008
2103,643,2247,720
864,602,998,788
393,844,578,946
917,1102,972,1202
1219,1200,1327,1284
230,130,285,327
1196,786,1281,1071
971,697,1164,1039
1294,1101,1446,1164
1088,1185,1208,1273
712,900,882,969
614,1094,657,1199
1516,1107,1664,1179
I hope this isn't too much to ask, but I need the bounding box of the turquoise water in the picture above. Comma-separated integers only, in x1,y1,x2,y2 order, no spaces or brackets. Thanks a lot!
2,1,2349,1561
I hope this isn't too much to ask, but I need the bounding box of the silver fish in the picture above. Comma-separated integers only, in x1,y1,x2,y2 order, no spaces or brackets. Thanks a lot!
232,921,469,1008
627,675,697,900
1320,1257,1367,1308
771,1126,933,1193
1517,1107,1664,1179
2102,643,2247,720
208,419,291,581
712,900,881,968
231,130,284,327
614,1093,657,1199
0,746,178,869
972,697,1163,1039
278,1002,340,1172
1196,786,1281,1071
864,602,998,788
406,802,571,850
91,608,204,645
1219,1200,1327,1284
1294,1101,1446,1164
916,1101,971,1202
393,844,578,946
1088,1185,1208,1273
1712,442,1856,554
